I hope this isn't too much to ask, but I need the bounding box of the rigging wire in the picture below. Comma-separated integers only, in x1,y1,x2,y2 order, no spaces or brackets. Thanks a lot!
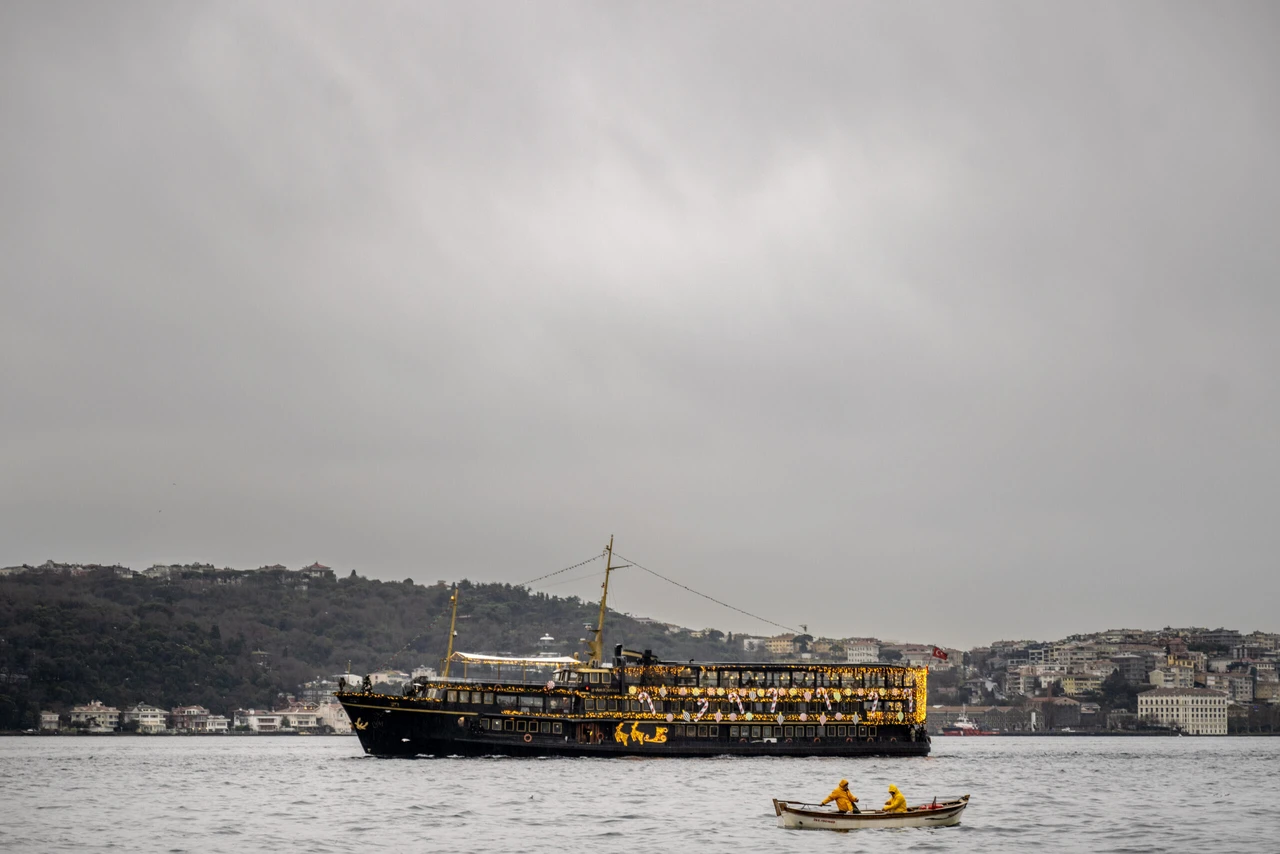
614,551,801,635
514,552,604,587
378,552,606,670
534,568,613,590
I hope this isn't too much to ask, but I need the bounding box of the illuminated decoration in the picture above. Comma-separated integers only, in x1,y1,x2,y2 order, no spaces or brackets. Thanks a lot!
613,721,668,746
637,691,656,714
343,664,929,727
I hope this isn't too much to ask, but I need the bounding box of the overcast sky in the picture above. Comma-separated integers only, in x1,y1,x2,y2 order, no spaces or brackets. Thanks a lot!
3,2,1278,649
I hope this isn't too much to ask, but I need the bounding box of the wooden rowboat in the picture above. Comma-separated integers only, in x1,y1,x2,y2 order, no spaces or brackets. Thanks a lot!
773,794,970,830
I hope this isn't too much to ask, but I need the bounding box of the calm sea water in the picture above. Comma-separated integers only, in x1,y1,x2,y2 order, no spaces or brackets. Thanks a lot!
1,735,1277,853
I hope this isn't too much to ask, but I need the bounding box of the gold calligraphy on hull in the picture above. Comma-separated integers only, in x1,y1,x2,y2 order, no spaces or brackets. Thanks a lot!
613,721,668,746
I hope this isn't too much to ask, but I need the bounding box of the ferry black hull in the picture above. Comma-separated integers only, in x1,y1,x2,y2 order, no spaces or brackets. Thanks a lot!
339,693,930,758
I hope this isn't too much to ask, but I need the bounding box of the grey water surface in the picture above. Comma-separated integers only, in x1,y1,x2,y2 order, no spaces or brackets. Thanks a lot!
1,736,1276,853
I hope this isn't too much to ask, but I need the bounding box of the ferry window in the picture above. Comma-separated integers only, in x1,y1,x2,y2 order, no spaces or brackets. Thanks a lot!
516,720,527,732
785,726,794,736
751,726,761,738
541,722,551,733
518,696,543,712
857,726,866,737
447,691,458,702
547,697,567,712
553,723,563,735
806,726,815,737
816,726,825,737
484,693,495,705
698,725,708,738
729,726,739,737
837,726,846,736
497,694,516,708
868,726,877,737
504,720,514,731
709,726,718,737
481,718,490,730
473,692,484,704
607,700,617,712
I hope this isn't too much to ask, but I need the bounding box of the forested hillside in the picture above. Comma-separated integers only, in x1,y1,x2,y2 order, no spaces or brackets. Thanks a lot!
0,568,747,728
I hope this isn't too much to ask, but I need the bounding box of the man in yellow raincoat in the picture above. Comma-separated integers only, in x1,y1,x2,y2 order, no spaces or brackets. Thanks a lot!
821,779,859,813
883,784,908,812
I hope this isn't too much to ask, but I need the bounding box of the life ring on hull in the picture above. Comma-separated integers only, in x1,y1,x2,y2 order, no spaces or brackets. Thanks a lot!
523,733,532,743
785,738,792,743
739,738,747,743
845,738,853,743
814,738,821,743
890,737,897,742
866,737,874,742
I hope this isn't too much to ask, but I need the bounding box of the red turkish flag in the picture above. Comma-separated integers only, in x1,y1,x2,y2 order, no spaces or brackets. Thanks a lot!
931,646,949,660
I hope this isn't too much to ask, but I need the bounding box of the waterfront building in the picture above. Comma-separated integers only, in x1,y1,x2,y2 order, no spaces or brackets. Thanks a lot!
233,709,282,732
317,700,352,733
276,702,321,732
1137,687,1228,735
40,711,60,731
169,705,211,731
121,703,168,733
69,701,120,732
206,715,230,733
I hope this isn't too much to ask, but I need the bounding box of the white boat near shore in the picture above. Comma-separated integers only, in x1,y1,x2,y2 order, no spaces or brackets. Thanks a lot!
773,795,970,830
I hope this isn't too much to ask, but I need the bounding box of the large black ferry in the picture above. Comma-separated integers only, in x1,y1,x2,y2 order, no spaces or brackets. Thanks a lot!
337,540,930,758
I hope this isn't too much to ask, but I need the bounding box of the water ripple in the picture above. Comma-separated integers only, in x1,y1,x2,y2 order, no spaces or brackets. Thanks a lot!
0,736,1278,853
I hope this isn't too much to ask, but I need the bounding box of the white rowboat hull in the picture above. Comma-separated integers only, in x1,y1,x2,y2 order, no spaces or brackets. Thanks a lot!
774,795,969,830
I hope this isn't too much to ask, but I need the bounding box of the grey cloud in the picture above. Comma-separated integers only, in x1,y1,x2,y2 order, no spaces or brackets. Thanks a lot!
2,1,1278,647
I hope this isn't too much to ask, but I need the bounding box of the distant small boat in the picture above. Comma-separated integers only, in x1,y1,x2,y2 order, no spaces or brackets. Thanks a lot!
773,795,970,830
940,708,998,736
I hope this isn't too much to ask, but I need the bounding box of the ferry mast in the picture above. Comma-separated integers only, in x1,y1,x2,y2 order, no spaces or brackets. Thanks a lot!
587,535,614,666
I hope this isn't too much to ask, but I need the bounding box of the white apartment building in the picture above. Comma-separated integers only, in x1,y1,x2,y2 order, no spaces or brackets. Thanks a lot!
1137,688,1228,735
843,639,881,664
206,715,230,733
277,703,321,732
234,709,282,732
69,701,119,732
121,703,168,733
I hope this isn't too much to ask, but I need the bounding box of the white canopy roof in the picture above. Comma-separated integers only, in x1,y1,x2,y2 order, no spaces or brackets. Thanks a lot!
448,651,584,667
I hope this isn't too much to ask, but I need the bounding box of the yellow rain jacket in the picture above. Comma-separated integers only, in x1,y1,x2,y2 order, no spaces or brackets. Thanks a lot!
883,784,907,813
821,780,858,812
